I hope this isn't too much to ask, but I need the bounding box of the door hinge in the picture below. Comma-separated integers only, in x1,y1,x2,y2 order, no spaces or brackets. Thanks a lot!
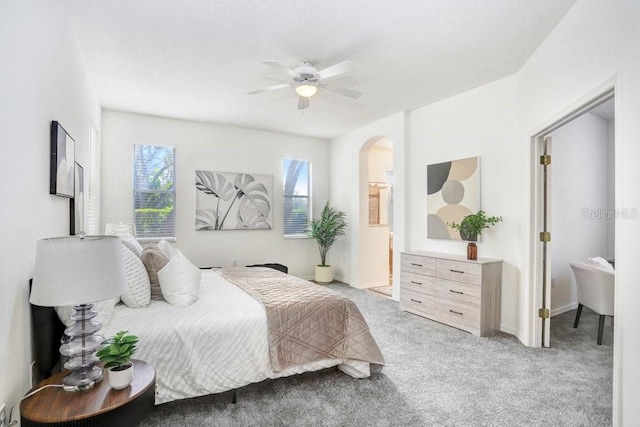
539,231,551,242
538,308,550,319
540,155,551,165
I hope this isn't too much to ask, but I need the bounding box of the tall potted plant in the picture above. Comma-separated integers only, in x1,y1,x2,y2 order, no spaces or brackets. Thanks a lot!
448,210,502,260
97,330,139,389
310,202,348,283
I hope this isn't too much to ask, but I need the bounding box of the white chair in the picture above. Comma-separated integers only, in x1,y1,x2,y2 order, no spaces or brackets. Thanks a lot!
105,222,136,236
569,261,615,345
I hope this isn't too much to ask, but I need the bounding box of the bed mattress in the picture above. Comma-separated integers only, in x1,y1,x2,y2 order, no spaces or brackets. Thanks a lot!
103,269,371,404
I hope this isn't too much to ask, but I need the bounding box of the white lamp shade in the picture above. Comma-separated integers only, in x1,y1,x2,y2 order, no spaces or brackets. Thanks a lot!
30,236,127,306
295,84,318,98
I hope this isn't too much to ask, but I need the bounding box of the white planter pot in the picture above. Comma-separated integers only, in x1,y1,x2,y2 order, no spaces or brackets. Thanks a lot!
108,363,134,390
315,265,333,284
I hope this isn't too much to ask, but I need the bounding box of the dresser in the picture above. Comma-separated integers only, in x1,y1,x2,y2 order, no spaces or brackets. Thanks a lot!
400,251,502,337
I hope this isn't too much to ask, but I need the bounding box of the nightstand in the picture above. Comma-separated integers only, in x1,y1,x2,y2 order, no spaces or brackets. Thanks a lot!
20,359,155,427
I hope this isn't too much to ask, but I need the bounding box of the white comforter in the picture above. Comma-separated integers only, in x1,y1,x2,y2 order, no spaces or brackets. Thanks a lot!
104,269,370,404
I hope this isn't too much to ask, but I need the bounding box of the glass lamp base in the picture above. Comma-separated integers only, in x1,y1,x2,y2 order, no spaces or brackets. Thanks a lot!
63,366,104,390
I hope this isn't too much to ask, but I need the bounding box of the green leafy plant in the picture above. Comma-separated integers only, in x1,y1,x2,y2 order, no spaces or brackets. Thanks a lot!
310,202,348,266
448,210,502,242
97,330,139,370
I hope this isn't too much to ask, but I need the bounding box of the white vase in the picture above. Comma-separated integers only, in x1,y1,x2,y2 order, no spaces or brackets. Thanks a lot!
108,363,134,390
315,265,333,284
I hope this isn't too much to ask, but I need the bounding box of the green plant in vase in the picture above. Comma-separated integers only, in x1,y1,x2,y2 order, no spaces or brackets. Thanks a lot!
97,330,139,389
448,210,502,260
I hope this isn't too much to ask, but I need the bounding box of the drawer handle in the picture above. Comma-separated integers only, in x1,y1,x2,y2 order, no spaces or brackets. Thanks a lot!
449,309,464,315
410,298,422,304
450,269,465,274
410,280,423,285
411,263,423,267
449,289,464,295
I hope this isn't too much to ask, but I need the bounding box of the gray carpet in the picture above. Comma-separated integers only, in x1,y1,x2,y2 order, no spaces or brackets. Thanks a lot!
140,283,613,427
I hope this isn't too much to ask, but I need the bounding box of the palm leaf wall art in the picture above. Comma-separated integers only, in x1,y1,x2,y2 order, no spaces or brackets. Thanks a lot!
195,170,272,230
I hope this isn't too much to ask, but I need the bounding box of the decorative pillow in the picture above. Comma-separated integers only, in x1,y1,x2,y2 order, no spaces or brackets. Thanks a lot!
55,297,119,333
157,250,201,307
587,256,614,272
157,239,177,259
140,243,170,300
120,245,151,308
119,233,144,257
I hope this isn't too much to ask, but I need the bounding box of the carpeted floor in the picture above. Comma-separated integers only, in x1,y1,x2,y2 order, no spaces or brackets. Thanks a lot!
140,283,613,427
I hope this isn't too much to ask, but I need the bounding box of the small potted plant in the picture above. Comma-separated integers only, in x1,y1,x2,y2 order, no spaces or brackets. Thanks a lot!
310,202,348,283
97,330,139,389
448,210,502,260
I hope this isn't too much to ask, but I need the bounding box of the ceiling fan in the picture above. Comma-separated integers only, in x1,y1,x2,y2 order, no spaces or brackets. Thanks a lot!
248,60,362,110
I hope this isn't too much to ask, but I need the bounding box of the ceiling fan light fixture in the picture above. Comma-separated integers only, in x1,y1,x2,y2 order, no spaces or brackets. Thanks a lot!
295,83,318,98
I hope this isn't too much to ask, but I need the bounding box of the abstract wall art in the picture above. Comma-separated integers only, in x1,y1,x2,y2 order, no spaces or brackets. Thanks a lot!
427,156,480,240
195,170,272,230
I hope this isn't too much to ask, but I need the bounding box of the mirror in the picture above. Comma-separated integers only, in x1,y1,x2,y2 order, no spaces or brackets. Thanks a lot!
369,182,390,226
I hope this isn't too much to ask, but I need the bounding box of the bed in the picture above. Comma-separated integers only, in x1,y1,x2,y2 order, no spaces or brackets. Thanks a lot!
32,264,385,405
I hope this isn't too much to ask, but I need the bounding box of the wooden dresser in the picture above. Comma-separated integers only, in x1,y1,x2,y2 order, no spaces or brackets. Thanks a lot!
400,251,502,337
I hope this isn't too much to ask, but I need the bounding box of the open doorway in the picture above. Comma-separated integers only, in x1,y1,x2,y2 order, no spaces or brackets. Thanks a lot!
362,138,394,297
532,92,615,348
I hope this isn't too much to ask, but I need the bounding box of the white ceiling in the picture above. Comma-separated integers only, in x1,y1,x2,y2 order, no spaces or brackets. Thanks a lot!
66,0,577,140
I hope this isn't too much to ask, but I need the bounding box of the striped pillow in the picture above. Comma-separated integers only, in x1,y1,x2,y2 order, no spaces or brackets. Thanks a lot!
120,245,151,308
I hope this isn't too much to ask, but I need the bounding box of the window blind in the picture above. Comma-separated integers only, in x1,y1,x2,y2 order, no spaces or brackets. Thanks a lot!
133,145,176,239
86,119,100,235
283,159,311,237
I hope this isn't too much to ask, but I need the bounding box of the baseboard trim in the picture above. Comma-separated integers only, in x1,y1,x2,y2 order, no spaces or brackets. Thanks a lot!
551,302,578,317
349,281,389,289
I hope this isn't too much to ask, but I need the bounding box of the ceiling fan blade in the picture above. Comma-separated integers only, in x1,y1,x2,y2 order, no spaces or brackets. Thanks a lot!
298,96,310,110
247,83,290,95
262,60,299,78
316,60,356,80
321,83,362,100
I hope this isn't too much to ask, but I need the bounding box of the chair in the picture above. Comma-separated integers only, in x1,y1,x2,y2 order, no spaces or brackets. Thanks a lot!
105,222,136,236
569,261,615,345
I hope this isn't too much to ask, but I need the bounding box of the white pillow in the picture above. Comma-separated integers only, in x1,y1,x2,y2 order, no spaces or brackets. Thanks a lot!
55,298,119,334
587,256,614,272
157,239,177,259
158,250,201,307
120,245,151,308
119,233,144,257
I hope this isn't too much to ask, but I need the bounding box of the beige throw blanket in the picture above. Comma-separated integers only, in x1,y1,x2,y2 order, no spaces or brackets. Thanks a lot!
220,267,385,372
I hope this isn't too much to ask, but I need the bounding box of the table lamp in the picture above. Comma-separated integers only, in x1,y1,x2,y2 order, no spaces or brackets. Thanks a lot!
30,234,127,390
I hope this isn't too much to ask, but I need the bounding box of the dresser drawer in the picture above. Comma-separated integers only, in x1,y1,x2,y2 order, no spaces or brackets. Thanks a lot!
400,287,439,317
436,259,482,285
401,272,437,294
434,278,481,307
436,298,481,331
401,254,435,276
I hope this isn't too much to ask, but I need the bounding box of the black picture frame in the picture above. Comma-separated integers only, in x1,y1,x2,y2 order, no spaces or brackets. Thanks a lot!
50,121,75,198
70,163,84,235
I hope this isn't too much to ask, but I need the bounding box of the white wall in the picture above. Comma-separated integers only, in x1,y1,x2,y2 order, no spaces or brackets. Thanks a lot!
101,110,329,278
0,1,100,413
405,76,521,336
517,1,640,422
549,112,611,314
331,0,640,422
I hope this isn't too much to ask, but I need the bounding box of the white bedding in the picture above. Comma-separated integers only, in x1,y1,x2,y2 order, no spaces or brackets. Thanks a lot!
103,269,370,404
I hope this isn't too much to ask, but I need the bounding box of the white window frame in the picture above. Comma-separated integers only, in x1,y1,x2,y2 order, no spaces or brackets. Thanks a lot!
133,144,176,241
283,158,312,238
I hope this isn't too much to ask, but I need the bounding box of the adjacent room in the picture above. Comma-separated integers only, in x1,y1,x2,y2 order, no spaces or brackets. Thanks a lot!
2,1,639,426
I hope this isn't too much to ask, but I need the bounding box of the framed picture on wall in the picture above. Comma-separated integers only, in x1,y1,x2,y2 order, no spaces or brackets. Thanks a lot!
50,121,75,198
70,162,84,235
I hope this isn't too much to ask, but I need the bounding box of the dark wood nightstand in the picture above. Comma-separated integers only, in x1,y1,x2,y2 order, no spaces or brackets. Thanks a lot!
20,359,155,427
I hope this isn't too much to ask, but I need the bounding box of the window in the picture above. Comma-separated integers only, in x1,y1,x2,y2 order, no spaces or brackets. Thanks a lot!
133,145,176,240
87,118,100,235
283,159,311,237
